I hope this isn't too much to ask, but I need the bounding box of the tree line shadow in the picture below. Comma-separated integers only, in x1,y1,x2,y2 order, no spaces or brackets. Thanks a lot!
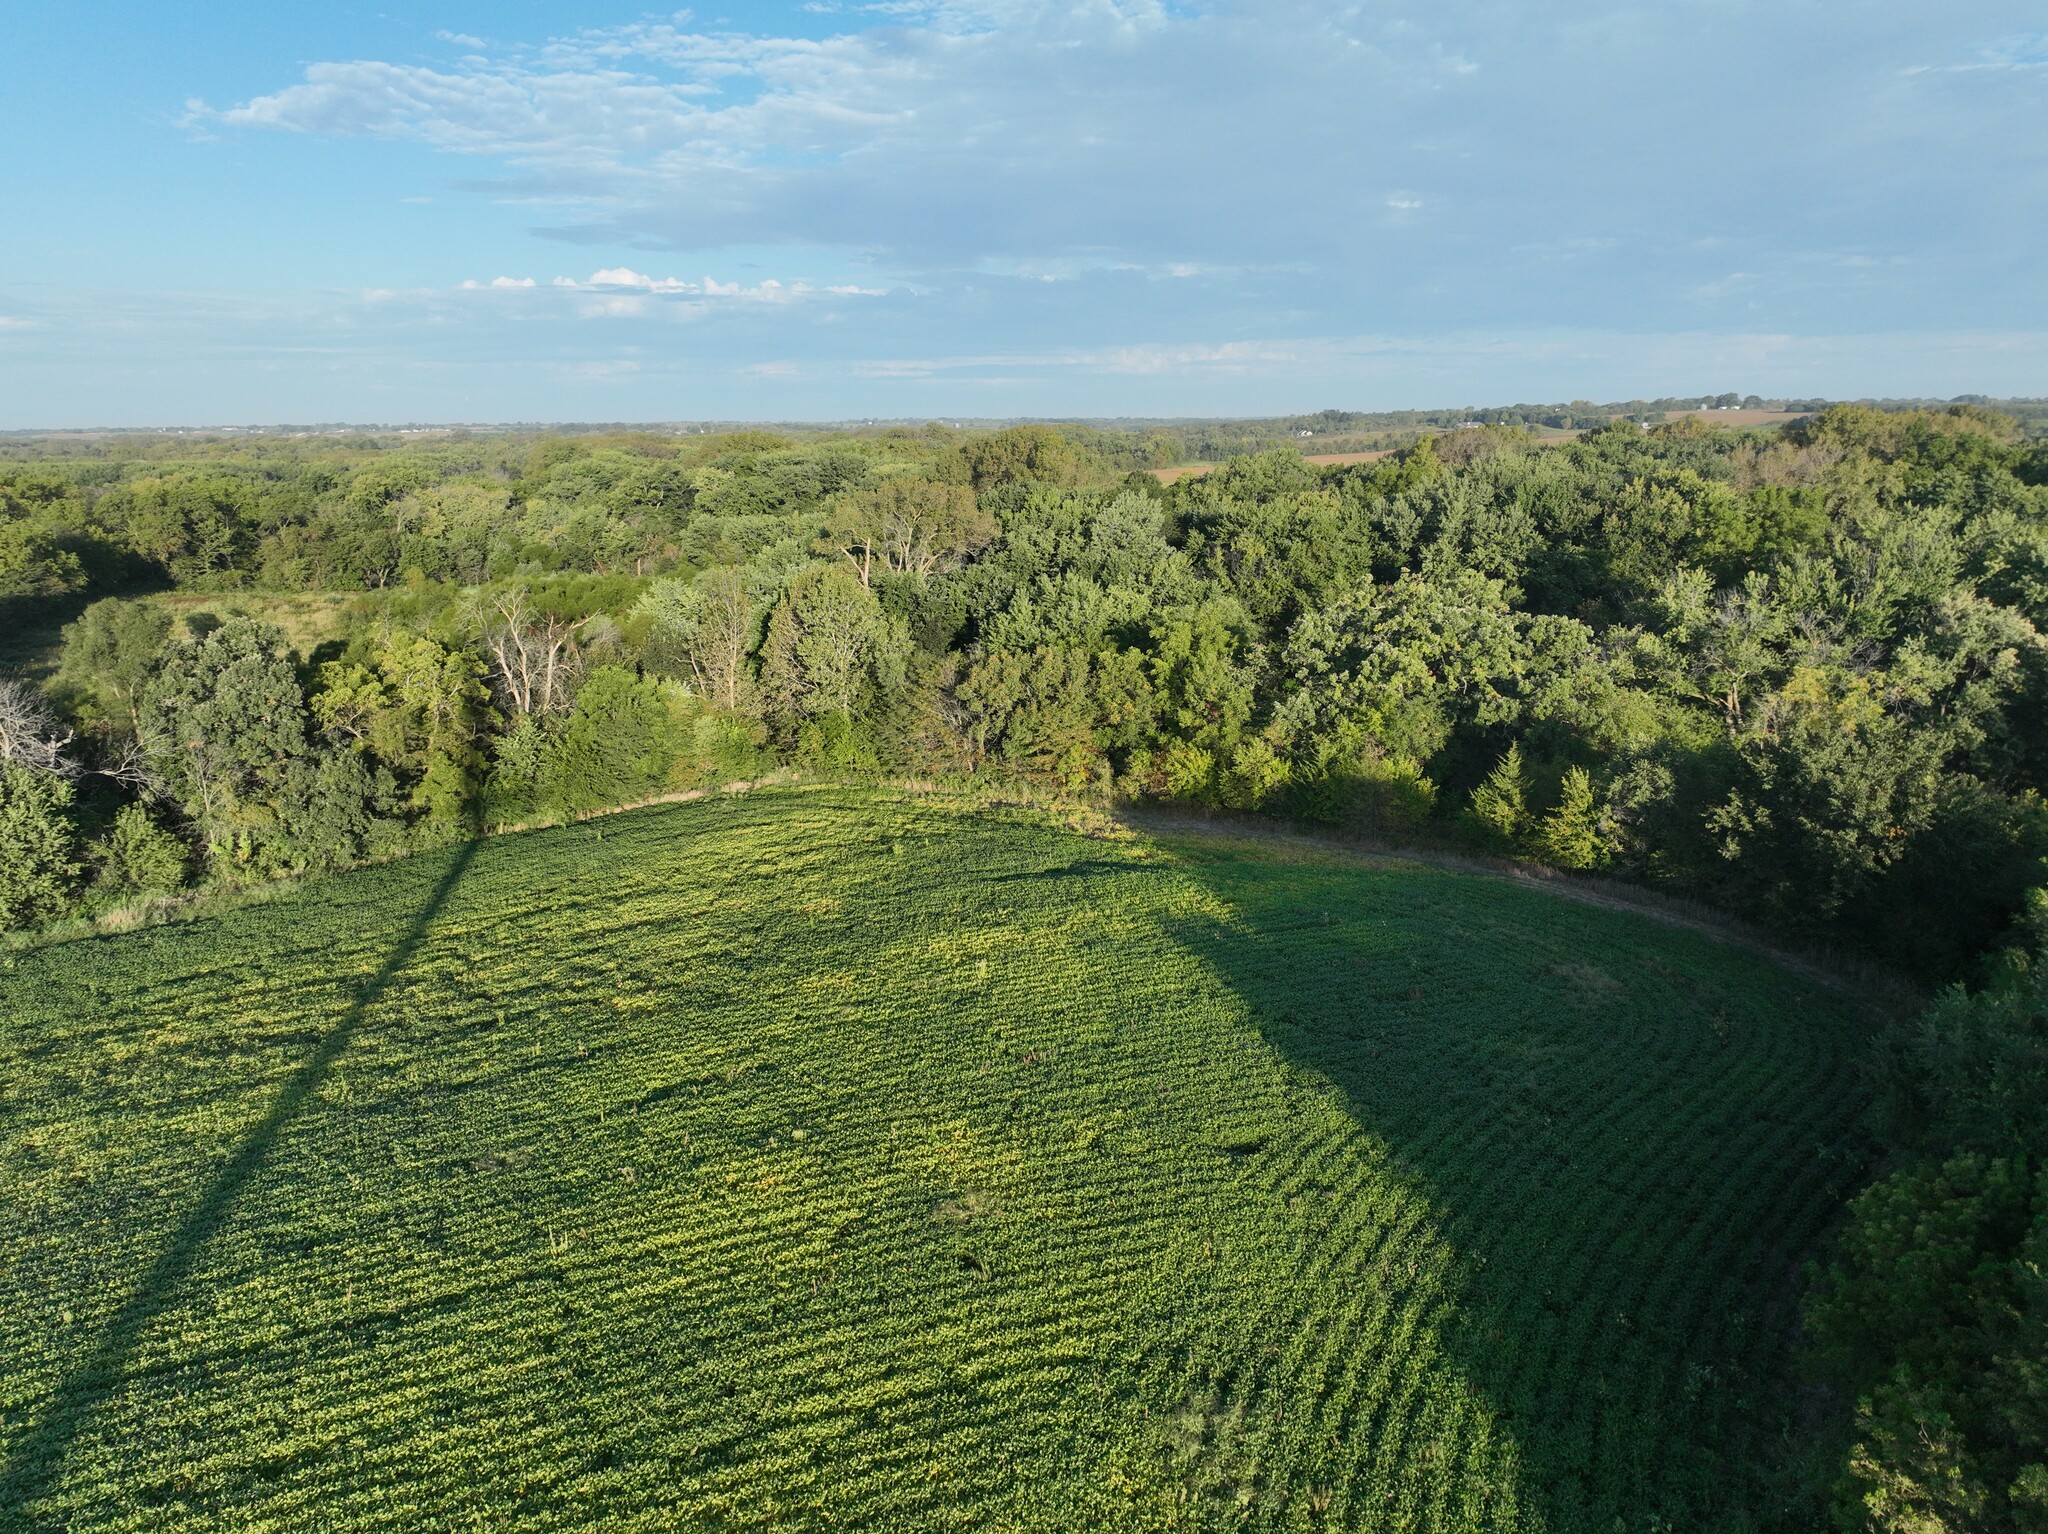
1153,849,1869,1531
0,838,478,1527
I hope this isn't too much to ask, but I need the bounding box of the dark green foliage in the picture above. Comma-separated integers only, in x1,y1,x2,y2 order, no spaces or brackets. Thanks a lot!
87,802,187,902
757,565,910,734
0,470,97,600
1276,568,1527,765
480,669,688,824
12,407,2046,983
137,618,316,870
311,633,492,831
56,599,172,734
1807,969,2048,1530
959,424,1082,492
0,520,87,599
538,666,684,813
1809,1152,2048,1533
1289,748,1439,838
0,762,78,928
136,617,399,875
101,474,258,582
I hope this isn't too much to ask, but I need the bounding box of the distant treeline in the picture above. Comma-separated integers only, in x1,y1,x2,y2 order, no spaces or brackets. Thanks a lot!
4,408,2046,986
6,404,2048,1526
11,394,2042,464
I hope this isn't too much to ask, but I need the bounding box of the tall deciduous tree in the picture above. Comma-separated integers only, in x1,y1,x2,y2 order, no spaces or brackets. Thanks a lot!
138,618,313,870
820,479,995,586
57,598,173,735
0,677,77,777
314,634,492,828
637,567,762,713
473,589,586,717
758,565,910,727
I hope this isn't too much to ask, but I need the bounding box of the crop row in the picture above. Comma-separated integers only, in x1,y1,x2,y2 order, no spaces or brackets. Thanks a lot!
0,787,1869,1531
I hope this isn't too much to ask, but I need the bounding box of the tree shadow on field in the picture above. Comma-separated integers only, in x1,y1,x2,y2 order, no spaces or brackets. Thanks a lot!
0,839,478,1528
1157,849,1866,1532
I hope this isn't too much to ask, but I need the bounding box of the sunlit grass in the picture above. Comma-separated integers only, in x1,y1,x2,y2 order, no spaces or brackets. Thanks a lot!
0,786,1868,1530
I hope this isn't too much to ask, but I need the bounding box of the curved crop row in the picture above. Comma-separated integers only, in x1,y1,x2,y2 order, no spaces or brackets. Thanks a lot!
0,787,1869,1531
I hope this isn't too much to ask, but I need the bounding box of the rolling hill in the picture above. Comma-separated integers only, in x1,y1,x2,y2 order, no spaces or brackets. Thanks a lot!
0,786,1872,1531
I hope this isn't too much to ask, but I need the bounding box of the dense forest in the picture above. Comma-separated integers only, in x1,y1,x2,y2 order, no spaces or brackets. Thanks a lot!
5,405,2048,1528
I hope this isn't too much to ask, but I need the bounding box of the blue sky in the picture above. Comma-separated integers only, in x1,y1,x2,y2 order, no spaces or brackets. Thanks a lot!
1,1,2042,425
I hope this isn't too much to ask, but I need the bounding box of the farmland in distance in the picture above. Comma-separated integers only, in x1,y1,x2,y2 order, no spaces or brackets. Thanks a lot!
0,787,1870,1531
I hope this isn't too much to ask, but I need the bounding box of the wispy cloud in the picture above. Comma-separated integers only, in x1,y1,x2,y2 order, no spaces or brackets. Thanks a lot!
1,271,2042,424
178,2,2048,337
1902,30,2048,72
454,268,889,310
8,1,2044,425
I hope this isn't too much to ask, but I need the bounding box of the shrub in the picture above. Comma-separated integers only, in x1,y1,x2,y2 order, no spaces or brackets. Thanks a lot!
1292,754,1437,839
1219,737,1291,810
536,667,687,816
90,802,187,901
1160,740,1216,804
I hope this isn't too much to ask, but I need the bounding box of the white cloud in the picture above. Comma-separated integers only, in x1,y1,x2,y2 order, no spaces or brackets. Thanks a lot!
458,267,888,307
181,4,2048,345
180,3,1518,274
17,0,2022,426
179,2,2044,341
561,359,641,383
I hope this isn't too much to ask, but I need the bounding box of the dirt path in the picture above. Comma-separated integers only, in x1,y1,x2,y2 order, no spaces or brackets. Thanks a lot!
1120,806,1910,1012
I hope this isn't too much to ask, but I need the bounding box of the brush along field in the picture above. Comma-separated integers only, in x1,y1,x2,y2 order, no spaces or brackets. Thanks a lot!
0,787,1869,1532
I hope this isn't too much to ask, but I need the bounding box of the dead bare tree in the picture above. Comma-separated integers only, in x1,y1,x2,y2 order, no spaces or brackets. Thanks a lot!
0,677,78,777
472,590,588,717
96,735,166,800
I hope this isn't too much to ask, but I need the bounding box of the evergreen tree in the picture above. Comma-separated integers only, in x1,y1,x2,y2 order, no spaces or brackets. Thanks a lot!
1470,743,1530,847
1538,766,1608,870
0,762,78,928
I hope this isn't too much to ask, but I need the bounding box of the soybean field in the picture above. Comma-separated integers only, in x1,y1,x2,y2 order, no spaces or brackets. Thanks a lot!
0,786,1872,1531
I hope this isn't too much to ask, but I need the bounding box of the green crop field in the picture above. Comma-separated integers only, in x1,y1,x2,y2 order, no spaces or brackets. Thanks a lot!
0,786,1871,1532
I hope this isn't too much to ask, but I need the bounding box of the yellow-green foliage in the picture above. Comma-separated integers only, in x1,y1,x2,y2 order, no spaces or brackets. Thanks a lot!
0,787,1867,1530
